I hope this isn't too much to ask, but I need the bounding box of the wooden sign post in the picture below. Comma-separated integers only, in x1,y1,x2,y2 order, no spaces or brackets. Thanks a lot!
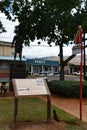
12,78,51,124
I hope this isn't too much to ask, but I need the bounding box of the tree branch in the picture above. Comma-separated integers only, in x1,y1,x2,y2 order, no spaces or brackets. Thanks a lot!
63,54,76,66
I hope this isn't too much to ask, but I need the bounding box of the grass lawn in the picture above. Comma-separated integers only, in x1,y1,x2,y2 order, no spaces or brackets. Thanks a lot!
0,97,86,130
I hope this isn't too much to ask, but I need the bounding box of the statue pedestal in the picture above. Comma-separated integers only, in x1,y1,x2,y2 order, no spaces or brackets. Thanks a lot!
10,61,26,91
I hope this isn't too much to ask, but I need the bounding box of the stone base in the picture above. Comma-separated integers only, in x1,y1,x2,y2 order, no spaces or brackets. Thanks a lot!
9,61,26,91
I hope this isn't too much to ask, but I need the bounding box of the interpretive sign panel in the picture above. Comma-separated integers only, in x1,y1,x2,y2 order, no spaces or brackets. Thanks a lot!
12,78,51,124
13,78,50,97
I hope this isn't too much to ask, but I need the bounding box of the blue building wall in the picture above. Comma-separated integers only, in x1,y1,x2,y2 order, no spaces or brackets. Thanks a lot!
26,58,59,75
27,59,59,66
0,56,59,77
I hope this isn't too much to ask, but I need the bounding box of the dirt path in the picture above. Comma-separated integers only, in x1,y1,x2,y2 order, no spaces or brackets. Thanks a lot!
39,95,87,122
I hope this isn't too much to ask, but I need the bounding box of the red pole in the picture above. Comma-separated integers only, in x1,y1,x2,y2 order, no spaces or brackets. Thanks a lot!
80,42,83,120
75,25,83,120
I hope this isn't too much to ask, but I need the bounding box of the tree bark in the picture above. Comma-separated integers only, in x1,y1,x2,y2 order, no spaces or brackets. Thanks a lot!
59,43,64,80
63,54,76,66
59,44,76,80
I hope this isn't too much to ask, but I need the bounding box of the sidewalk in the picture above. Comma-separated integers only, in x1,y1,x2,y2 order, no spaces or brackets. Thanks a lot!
40,95,87,122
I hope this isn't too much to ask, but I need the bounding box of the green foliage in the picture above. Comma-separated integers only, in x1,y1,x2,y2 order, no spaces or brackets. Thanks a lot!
26,68,29,76
13,0,80,44
0,21,6,33
0,0,84,44
48,80,87,97
0,0,12,33
1,0,87,80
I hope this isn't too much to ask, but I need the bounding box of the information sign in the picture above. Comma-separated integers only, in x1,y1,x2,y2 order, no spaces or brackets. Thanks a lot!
12,78,51,124
13,78,50,97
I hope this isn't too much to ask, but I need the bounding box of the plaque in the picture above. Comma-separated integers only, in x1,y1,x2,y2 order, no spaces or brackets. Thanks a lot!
13,78,50,97
12,78,51,123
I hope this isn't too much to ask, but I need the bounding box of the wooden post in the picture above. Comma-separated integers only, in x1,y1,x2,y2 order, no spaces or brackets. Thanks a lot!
47,95,51,122
14,98,18,124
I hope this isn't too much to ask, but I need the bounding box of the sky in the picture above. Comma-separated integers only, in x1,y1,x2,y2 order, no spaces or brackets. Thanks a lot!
0,13,74,59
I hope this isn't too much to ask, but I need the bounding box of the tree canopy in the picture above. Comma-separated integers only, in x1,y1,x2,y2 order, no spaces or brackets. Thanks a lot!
0,0,87,80
0,0,86,43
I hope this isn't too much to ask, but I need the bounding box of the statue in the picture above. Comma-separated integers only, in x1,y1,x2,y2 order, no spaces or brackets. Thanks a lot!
12,34,24,61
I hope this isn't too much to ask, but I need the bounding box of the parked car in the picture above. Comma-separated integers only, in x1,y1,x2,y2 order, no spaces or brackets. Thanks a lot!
47,72,53,76
54,72,60,75
72,72,83,75
39,71,49,76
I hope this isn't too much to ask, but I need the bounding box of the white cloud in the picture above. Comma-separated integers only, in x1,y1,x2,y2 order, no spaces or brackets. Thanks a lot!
0,13,18,42
22,45,59,58
63,46,72,56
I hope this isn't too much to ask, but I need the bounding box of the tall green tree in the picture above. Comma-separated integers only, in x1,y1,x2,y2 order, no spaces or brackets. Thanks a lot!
0,0,86,80
0,0,12,33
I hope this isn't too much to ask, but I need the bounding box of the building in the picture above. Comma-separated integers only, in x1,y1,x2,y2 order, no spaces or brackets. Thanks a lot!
0,41,59,81
0,41,14,56
42,55,87,75
0,41,25,82
68,55,87,75
0,41,87,78
26,58,59,76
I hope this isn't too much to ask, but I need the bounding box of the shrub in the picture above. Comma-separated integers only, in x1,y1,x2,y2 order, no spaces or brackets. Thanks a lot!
47,80,87,97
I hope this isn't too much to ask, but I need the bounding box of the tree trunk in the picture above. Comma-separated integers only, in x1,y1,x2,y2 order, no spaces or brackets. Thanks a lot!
59,43,64,80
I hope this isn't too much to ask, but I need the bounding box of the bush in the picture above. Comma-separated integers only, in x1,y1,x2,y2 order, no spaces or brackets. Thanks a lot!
47,80,87,97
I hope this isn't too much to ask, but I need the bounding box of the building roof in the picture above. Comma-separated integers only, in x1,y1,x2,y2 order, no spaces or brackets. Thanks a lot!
68,55,87,65
42,56,59,61
0,41,11,46
0,56,26,61
41,55,87,66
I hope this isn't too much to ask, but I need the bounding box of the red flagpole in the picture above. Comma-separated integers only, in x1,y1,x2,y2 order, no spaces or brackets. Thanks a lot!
80,41,82,120
75,25,83,120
